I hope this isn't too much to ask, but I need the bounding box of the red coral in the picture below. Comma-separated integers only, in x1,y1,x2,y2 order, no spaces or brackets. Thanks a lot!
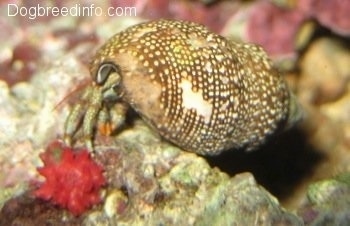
34,141,106,216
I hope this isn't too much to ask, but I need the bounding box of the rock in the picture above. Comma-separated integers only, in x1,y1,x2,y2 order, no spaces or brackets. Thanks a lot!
298,173,350,225
299,38,350,105
88,122,303,225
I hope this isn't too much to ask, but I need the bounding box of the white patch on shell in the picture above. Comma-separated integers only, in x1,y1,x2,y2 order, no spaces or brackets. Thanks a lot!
179,79,213,124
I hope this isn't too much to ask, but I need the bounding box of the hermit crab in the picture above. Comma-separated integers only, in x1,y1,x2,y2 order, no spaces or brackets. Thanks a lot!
64,19,301,155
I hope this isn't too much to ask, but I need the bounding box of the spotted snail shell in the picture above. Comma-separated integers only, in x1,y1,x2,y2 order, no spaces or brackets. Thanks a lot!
64,19,301,155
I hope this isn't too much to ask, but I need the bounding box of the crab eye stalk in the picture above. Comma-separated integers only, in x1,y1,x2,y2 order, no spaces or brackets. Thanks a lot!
96,62,120,85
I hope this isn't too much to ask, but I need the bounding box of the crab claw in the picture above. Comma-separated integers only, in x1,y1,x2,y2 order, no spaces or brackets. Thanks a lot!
64,63,123,151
